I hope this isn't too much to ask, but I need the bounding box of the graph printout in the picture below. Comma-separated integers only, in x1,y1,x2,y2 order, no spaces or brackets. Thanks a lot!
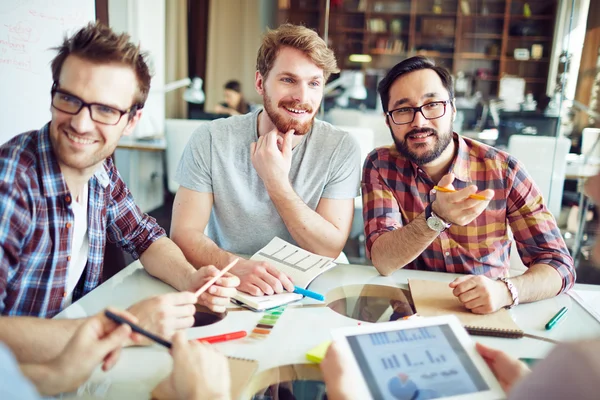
347,325,489,399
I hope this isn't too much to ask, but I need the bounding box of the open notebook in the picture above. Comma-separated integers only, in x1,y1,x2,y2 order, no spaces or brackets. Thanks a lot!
408,279,524,338
232,237,337,311
228,356,258,400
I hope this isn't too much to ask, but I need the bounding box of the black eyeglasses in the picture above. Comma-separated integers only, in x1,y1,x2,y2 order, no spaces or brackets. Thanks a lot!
386,100,451,125
50,82,138,125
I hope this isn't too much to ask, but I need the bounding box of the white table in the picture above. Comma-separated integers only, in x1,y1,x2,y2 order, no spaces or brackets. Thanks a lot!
56,262,600,399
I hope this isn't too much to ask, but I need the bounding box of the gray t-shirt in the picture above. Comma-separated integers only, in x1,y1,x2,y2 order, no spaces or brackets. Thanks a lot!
175,109,361,255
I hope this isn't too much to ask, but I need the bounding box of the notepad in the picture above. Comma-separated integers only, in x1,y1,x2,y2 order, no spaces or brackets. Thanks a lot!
408,279,524,338
233,292,303,311
227,356,258,400
232,237,337,311
305,340,332,364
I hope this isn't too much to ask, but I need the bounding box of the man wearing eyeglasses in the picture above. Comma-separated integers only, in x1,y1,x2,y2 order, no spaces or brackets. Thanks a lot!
362,56,574,314
0,23,239,364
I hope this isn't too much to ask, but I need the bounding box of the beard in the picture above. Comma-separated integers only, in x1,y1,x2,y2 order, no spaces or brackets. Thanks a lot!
262,90,316,136
391,122,453,166
50,121,118,171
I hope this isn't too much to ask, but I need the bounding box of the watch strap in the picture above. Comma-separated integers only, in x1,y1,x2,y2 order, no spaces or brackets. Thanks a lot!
498,277,519,309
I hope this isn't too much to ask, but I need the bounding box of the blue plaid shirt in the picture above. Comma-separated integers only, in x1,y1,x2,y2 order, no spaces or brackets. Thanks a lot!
0,124,165,317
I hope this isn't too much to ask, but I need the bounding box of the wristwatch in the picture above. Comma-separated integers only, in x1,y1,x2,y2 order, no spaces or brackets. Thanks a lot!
425,203,451,233
498,277,519,309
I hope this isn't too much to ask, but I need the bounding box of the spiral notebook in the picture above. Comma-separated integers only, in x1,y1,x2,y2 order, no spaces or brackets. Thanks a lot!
228,356,258,400
408,279,524,338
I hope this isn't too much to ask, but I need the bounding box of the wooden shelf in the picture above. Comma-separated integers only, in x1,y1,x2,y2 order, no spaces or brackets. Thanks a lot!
524,78,548,83
476,76,500,81
415,51,454,59
278,8,320,13
278,0,557,100
329,9,366,15
509,36,553,41
416,12,457,17
510,15,555,20
368,31,409,36
458,53,502,60
417,33,456,39
336,27,366,33
371,49,405,56
368,11,412,17
463,33,503,39
503,57,550,62
459,13,505,18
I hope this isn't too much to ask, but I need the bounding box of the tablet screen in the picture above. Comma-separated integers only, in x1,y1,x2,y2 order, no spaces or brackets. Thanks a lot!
347,324,489,399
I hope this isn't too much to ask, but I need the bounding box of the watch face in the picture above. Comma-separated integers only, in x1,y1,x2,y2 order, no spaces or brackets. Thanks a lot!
426,217,446,232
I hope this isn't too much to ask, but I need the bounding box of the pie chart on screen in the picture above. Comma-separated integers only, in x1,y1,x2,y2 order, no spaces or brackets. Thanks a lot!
388,373,438,400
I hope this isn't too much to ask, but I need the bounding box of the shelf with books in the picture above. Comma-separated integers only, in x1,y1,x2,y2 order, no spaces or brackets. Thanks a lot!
462,33,503,39
275,0,558,97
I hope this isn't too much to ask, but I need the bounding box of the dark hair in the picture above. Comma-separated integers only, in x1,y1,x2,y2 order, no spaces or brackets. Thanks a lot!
224,80,242,93
51,22,151,110
223,80,249,114
378,56,454,113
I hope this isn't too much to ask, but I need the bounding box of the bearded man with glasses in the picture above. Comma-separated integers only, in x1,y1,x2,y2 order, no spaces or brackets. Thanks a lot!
362,56,574,314
0,23,239,365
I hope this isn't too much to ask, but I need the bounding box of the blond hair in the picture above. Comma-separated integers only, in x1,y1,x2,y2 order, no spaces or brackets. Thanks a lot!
256,23,339,80
51,22,151,109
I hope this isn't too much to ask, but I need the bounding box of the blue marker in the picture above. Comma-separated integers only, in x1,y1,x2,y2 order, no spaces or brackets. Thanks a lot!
294,286,325,301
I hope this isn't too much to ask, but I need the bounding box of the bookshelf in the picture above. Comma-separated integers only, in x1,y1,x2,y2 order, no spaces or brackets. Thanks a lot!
277,0,559,100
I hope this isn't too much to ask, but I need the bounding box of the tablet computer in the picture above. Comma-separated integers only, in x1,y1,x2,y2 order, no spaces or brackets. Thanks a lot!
331,315,505,400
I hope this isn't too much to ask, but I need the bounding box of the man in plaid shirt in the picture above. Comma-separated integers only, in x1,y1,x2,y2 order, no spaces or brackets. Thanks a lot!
0,23,239,364
362,56,575,314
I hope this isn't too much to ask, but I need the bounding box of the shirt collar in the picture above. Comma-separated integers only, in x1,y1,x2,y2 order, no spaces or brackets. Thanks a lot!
38,123,70,198
448,133,472,183
37,123,110,198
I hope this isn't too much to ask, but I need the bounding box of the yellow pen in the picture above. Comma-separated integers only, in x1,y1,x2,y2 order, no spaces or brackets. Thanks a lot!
433,186,489,201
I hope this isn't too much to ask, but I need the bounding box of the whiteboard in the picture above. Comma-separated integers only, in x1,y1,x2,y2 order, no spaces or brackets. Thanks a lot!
0,0,95,145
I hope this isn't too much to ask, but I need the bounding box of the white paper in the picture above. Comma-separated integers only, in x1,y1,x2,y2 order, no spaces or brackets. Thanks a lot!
569,290,600,322
250,237,337,288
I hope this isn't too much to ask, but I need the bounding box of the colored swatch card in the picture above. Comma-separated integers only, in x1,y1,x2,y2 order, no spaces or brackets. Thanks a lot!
250,306,287,340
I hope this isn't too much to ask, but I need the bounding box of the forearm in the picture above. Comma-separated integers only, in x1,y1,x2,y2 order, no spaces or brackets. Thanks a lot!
0,316,83,363
267,182,348,258
171,229,239,271
139,237,198,291
509,264,564,304
19,362,66,396
371,214,439,276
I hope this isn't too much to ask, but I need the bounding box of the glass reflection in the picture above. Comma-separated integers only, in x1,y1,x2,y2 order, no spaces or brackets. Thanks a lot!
192,304,227,327
247,364,326,400
326,284,415,323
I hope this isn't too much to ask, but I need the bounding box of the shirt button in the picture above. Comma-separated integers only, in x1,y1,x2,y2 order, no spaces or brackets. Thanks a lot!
67,255,71,261
65,195,72,204
445,252,450,256
66,222,72,228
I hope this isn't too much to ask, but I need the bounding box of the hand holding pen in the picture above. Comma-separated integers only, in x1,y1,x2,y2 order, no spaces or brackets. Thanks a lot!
190,259,241,313
430,173,494,227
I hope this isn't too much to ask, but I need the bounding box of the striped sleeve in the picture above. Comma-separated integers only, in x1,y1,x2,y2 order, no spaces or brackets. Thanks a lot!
361,151,402,259
505,156,575,292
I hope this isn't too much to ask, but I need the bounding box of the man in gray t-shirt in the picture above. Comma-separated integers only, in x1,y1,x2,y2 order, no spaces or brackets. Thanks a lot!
171,24,361,296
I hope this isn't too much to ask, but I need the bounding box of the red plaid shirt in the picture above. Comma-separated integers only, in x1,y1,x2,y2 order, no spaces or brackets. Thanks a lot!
362,134,575,292
0,125,165,317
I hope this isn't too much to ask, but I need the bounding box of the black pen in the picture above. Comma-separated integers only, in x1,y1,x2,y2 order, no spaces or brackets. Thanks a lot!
104,310,172,349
